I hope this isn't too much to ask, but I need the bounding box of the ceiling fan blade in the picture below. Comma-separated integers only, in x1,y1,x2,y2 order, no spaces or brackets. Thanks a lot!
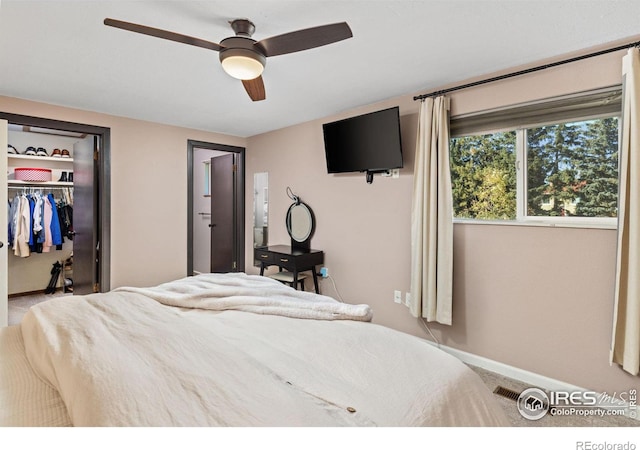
255,22,352,57
104,18,223,52
242,76,266,102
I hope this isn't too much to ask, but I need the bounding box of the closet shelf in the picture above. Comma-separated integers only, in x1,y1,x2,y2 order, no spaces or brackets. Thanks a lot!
8,154,74,163
8,180,73,187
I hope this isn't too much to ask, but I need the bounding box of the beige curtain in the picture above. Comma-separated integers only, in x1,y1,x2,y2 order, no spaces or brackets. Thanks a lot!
611,47,640,376
409,96,453,325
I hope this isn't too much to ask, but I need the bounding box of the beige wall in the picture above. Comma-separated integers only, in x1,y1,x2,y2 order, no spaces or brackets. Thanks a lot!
1,95,246,289
245,45,639,393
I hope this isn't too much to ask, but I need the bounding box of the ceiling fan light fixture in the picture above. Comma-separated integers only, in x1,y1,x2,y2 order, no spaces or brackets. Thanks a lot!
220,48,265,80
104,17,353,100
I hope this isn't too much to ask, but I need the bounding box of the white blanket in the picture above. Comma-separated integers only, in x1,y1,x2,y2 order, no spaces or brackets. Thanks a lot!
20,273,510,427
114,272,373,321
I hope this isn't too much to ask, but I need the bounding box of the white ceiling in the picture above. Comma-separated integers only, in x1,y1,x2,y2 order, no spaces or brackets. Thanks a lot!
2,1,640,138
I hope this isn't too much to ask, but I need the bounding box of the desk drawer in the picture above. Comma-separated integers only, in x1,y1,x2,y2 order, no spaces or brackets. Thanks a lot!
254,249,274,263
274,255,293,266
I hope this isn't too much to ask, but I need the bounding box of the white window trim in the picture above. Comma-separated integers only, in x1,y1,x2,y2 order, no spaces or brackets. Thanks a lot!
453,217,617,230
516,128,527,221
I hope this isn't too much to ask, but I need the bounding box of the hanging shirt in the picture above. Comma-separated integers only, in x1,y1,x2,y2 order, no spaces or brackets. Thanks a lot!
42,196,53,253
59,203,73,240
35,194,45,248
28,195,36,249
14,195,31,257
33,193,43,233
8,194,20,249
47,193,63,246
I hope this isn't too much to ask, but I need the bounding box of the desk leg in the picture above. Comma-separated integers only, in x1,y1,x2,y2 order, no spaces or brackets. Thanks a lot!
312,269,319,294
292,270,299,290
260,263,265,276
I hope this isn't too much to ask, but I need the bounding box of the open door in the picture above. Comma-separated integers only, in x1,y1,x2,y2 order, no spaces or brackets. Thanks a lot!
187,140,244,276
0,120,7,326
73,135,99,294
210,153,236,272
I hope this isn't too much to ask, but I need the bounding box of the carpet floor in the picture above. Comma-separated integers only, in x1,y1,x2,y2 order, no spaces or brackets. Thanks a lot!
8,291,71,326
469,365,638,427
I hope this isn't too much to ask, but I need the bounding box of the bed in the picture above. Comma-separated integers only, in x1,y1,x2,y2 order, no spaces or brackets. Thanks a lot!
0,272,510,427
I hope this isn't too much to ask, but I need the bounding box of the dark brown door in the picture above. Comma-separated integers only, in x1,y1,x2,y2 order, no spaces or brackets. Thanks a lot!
210,153,236,272
72,135,99,294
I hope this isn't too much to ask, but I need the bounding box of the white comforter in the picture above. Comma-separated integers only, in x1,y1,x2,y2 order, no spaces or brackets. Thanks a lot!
113,272,373,321
20,273,510,427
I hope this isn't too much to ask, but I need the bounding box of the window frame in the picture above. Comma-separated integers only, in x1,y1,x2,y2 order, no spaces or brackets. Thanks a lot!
450,87,621,229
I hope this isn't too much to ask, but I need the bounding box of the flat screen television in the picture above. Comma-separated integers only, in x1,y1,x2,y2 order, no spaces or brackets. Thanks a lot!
322,106,403,183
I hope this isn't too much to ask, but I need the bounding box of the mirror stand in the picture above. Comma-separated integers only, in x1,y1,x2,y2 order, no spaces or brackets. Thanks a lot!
285,188,315,251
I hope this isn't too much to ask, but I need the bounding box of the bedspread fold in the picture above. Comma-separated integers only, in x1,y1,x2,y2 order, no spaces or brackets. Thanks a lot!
113,272,373,321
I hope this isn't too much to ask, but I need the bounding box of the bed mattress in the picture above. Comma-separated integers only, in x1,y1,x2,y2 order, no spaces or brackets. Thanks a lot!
4,273,510,427
0,325,71,426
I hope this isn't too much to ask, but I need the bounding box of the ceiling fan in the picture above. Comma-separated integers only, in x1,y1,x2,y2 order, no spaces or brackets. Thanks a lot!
104,17,353,102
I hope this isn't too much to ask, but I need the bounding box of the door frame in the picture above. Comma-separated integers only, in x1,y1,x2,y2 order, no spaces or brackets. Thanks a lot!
1,119,7,326
187,139,245,276
0,111,111,292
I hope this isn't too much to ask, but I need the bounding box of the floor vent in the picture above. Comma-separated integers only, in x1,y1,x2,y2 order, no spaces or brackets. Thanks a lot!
493,386,521,401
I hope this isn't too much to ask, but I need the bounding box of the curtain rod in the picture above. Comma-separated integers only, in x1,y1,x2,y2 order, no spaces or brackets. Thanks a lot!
413,39,640,101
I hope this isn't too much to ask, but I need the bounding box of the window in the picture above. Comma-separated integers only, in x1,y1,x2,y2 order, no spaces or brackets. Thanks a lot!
449,88,621,226
526,118,618,218
450,131,517,220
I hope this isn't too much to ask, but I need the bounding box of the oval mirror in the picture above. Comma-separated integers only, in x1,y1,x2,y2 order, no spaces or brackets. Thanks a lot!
286,202,315,249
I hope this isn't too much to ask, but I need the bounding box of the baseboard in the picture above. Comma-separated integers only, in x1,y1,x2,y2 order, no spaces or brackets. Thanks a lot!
431,342,586,393
9,289,51,298
428,341,639,421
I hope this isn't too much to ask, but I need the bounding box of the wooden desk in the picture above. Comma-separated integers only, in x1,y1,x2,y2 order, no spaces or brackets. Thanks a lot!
255,245,324,294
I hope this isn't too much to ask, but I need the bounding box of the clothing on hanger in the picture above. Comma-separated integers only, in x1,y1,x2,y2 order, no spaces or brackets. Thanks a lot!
6,189,74,257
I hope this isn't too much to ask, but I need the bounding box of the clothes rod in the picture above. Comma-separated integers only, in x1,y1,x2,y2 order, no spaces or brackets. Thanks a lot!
413,39,640,101
9,186,73,190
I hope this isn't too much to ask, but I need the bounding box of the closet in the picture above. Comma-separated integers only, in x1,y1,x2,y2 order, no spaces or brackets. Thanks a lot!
7,125,83,296
3,116,110,302
0,112,110,326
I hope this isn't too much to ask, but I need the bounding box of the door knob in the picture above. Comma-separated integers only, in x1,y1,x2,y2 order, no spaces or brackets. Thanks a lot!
209,224,217,228
0,241,3,248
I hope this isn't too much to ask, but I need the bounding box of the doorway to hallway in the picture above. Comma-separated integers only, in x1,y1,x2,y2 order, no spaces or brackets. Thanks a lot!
187,140,245,275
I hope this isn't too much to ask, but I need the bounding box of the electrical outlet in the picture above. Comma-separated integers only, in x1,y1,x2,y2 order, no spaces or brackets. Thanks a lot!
320,267,328,278
382,168,400,178
405,292,411,306
394,290,402,304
